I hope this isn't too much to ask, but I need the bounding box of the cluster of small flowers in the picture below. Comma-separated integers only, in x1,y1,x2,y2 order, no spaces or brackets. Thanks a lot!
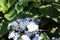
7,17,42,40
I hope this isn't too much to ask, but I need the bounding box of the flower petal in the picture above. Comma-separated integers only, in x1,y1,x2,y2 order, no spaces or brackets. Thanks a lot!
27,21,38,32
8,31,15,39
21,35,30,40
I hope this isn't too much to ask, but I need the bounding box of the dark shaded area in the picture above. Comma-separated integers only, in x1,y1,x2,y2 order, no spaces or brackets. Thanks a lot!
40,18,60,30
40,18,60,40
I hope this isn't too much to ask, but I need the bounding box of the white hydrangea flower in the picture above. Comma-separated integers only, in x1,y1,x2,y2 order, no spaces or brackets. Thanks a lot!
10,21,18,27
33,34,42,40
8,31,19,40
21,35,30,40
13,32,20,40
7,21,19,30
8,31,15,39
27,21,39,32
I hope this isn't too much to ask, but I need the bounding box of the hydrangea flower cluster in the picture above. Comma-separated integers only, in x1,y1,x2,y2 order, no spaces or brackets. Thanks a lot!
7,17,42,40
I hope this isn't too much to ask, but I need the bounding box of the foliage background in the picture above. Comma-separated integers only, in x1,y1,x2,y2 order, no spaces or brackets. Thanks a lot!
0,0,60,40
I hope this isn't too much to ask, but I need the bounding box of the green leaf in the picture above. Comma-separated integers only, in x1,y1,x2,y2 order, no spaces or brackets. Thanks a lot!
0,0,7,13
52,16,60,23
52,18,58,22
31,0,41,2
57,16,60,23
54,0,60,3
0,22,2,31
0,0,17,13
50,28,57,33
0,21,8,37
54,6,60,12
45,0,60,3
18,32,24,40
41,17,50,27
7,0,16,8
4,9,17,21
41,32,50,40
15,3,23,13
45,0,55,2
40,4,60,18
33,2,41,8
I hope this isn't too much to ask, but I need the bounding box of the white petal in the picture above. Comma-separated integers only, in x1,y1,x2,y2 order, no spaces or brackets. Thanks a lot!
8,31,15,39
13,33,19,40
27,21,38,32
21,35,30,40
7,21,19,30
11,21,18,27
8,21,19,30
11,21,20,30
7,23,12,30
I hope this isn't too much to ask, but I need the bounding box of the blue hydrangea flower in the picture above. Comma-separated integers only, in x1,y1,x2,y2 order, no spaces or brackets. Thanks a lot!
33,34,42,40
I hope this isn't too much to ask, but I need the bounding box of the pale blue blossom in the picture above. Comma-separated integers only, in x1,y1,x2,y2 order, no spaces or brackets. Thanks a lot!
24,17,31,21
7,21,19,30
21,35,30,40
8,31,19,40
19,22,27,31
16,18,24,23
25,31,32,37
33,34,42,40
